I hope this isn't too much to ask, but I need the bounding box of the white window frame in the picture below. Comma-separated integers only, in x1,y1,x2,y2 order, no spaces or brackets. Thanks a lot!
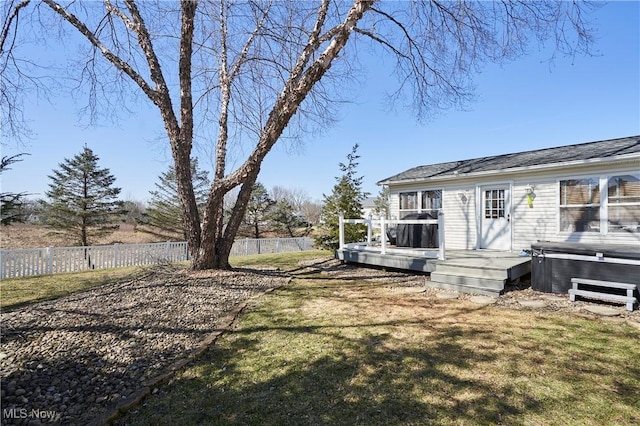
398,189,443,219
606,172,640,234
558,176,601,233
558,171,640,235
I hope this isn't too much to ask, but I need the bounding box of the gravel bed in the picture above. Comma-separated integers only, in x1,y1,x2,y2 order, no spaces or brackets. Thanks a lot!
1,265,288,425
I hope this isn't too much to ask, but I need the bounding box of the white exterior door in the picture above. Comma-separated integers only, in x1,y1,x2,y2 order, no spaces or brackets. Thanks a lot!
479,184,512,250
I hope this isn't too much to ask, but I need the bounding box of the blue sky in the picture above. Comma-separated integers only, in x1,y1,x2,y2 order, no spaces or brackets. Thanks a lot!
2,1,639,203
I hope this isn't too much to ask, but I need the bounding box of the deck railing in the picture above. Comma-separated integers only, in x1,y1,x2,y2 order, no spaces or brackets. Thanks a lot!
0,237,314,279
338,211,446,260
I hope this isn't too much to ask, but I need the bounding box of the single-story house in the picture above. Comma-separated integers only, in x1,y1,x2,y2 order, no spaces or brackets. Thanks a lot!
377,135,640,252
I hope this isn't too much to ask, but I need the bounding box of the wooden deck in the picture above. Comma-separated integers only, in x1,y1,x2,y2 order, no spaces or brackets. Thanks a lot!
336,246,531,296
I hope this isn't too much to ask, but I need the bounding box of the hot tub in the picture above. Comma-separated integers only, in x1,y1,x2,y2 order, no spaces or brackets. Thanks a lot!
531,241,640,294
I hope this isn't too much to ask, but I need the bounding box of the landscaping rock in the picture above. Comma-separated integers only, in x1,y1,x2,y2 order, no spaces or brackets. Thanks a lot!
0,265,288,426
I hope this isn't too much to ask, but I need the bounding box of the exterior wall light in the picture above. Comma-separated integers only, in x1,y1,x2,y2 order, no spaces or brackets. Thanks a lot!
525,185,536,208
457,190,469,204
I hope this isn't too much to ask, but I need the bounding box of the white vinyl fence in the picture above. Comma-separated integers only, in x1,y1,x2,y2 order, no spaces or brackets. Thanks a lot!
230,237,313,257
0,237,313,279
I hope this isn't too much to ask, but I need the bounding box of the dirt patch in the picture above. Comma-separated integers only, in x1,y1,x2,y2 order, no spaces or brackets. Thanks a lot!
294,257,640,324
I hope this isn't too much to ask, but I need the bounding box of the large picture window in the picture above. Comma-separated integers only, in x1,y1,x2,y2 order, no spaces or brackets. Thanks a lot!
608,173,640,233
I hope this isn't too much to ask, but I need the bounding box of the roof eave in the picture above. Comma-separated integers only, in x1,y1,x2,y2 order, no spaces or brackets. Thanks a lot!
378,153,640,186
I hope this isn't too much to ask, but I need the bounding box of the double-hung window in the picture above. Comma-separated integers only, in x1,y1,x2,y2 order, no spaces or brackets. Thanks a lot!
559,173,640,234
398,190,442,219
422,190,442,218
399,192,418,218
607,174,640,233
559,177,600,232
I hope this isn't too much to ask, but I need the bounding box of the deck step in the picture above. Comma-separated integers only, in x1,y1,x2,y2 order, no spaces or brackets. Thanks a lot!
426,280,502,297
433,264,508,280
430,271,506,290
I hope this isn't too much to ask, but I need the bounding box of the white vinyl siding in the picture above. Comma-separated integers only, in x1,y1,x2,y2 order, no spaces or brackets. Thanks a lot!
442,186,476,249
511,179,557,249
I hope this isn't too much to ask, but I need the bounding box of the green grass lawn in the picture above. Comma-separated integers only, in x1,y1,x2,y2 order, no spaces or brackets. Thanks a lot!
116,256,640,426
0,250,329,311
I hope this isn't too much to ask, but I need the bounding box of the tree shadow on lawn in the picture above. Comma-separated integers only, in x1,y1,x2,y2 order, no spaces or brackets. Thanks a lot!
117,315,541,426
116,279,640,426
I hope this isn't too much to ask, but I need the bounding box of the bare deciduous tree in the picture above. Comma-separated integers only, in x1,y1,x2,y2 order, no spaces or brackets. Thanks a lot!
1,0,596,269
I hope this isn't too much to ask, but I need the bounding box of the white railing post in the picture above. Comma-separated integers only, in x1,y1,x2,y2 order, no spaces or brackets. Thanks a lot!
276,238,280,253
366,214,372,245
0,250,4,279
380,215,387,255
338,212,345,250
438,209,446,260
114,243,119,268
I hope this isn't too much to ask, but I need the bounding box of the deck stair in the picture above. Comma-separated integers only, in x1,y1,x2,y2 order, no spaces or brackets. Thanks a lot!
428,256,530,297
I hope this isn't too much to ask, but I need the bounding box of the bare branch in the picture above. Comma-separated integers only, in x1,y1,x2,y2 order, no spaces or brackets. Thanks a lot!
41,0,157,101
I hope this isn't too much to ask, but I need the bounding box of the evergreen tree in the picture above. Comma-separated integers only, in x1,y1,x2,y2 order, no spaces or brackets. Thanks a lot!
373,185,390,219
142,159,210,240
0,153,29,225
316,144,369,250
270,186,312,237
239,182,275,239
41,146,122,246
271,199,311,238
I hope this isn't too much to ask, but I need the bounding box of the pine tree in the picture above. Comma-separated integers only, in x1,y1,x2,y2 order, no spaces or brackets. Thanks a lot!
316,144,369,250
0,153,29,225
239,182,275,239
41,146,122,246
271,199,310,238
142,159,210,240
373,185,390,219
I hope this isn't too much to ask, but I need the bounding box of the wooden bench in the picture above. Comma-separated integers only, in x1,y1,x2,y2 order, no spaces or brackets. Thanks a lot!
569,278,638,312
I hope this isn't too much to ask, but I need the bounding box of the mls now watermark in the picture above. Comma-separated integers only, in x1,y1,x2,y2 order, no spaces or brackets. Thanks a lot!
3,407,59,422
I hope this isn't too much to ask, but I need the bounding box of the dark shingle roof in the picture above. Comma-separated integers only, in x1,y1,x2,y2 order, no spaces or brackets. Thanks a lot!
378,135,640,185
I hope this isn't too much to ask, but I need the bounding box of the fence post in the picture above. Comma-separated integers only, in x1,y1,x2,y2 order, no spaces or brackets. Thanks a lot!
339,213,345,250
165,241,171,261
245,238,249,256
0,250,4,279
380,216,387,255
47,247,54,274
438,209,446,260
367,214,372,245
114,243,119,268
275,238,280,253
